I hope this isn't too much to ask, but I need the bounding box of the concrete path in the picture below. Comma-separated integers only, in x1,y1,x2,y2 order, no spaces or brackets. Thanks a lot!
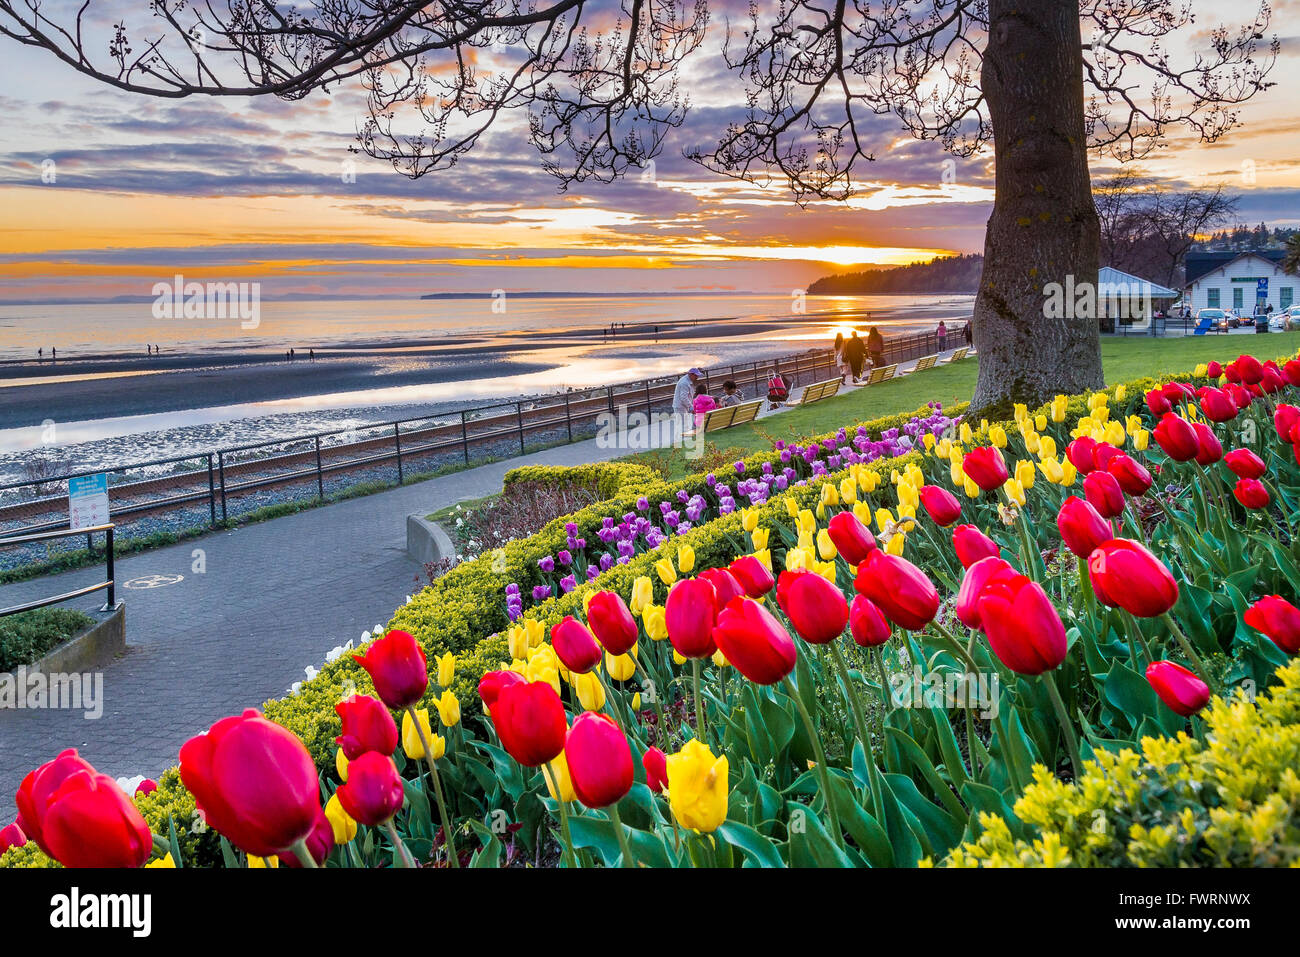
0,364,907,811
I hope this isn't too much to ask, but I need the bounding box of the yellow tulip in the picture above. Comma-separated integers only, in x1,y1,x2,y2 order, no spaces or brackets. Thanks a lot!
435,689,461,727
573,671,605,711
989,425,1008,448
147,854,177,869
335,748,349,782
785,546,813,573
666,739,729,833
544,753,577,803
402,708,445,760
742,508,759,532
325,793,358,844
712,648,730,668
784,495,799,518
526,644,561,694
1013,403,1028,423
751,527,770,551
643,603,669,641
247,854,279,868
963,476,980,498
1133,429,1150,451
1035,414,1048,432
839,477,857,504
816,528,837,561
434,652,455,688
654,557,677,585
1015,459,1035,490
897,502,916,521
796,509,817,535
820,483,840,507
1051,395,1068,422
884,534,906,556
672,648,687,666
814,559,838,581
923,432,937,451
1060,459,1079,486
853,501,873,525
1038,456,1065,484
859,469,880,493
677,545,695,574
897,481,919,509
1114,384,1127,402
959,422,974,444
751,548,773,571
950,461,965,486
606,647,637,682
1194,363,1208,378
934,437,952,459
1104,421,1126,447
631,692,642,711
507,625,530,661
630,576,654,615
1038,436,1057,460
524,618,545,649
1003,478,1025,507
875,507,895,533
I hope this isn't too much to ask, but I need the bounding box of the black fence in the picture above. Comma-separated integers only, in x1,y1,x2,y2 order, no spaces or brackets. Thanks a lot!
0,524,116,614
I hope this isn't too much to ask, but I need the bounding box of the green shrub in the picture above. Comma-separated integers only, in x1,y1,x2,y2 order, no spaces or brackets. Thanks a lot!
0,608,96,672
941,658,1300,867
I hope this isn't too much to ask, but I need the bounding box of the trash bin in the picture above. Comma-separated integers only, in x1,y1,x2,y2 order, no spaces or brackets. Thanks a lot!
1255,319,1269,334
1151,316,1166,337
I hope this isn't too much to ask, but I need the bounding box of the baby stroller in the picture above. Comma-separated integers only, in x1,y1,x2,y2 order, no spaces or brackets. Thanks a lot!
767,371,790,409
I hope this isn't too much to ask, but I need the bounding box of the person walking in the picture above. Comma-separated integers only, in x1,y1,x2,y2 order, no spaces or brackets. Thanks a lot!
673,367,701,419
844,331,866,382
936,320,948,353
866,326,884,370
833,332,850,383
963,321,973,346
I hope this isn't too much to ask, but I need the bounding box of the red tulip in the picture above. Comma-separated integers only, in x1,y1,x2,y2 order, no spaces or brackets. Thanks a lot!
976,571,1068,675
699,567,746,614
353,630,428,711
1206,360,1223,380
1056,496,1112,559
337,751,405,827
1197,387,1238,422
854,550,939,630
1284,359,1300,387
1066,437,1098,474
712,596,798,684
335,694,399,760
919,484,962,526
1083,470,1125,519
478,669,526,712
952,523,1000,568
278,810,334,868
1145,661,1210,716
849,594,892,647
1093,443,1123,472
664,577,719,658
642,747,669,793
826,511,877,565
1192,422,1222,466
1107,453,1152,496
1153,413,1199,461
565,713,634,808
134,779,158,797
1223,448,1265,480
1227,383,1252,410
728,555,775,597
1145,388,1172,416
776,569,848,644
0,823,25,856
180,709,322,856
955,555,1015,630
492,680,568,767
1274,404,1300,443
1087,539,1179,618
1164,381,1195,403
1243,595,1300,654
1261,368,1285,395
16,751,152,868
551,615,602,674
1233,478,1269,509
586,591,638,656
1230,354,1263,385
962,446,1009,491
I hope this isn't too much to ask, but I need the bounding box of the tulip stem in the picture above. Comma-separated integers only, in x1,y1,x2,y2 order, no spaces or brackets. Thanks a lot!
541,763,578,868
594,669,628,737
607,803,636,868
289,838,319,869
873,647,894,714
1122,610,1155,668
782,675,845,854
692,658,707,743
632,657,668,737
407,706,459,868
1077,556,1097,622
1042,671,1083,781
383,820,416,869
1161,613,1211,685
827,643,887,825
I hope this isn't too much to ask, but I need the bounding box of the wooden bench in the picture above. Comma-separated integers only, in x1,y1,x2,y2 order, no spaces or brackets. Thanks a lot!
699,399,763,433
863,363,898,385
795,377,843,406
905,354,940,375
941,346,969,363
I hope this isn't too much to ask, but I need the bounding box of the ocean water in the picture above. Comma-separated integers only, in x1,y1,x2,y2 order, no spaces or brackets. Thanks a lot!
0,294,974,360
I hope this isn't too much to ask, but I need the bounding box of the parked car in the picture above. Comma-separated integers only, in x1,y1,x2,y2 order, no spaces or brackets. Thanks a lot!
1273,306,1300,331
1196,308,1228,332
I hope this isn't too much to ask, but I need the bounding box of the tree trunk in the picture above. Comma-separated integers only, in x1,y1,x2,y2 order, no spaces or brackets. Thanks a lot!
970,0,1103,420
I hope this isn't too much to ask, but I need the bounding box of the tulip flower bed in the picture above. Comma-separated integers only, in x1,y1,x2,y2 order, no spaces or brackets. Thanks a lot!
5,349,1300,869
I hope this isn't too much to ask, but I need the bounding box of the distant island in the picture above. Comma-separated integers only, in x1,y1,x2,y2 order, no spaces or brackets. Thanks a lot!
808,254,982,295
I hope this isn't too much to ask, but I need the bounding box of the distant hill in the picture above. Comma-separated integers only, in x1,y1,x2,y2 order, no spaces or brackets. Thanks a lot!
808,254,983,295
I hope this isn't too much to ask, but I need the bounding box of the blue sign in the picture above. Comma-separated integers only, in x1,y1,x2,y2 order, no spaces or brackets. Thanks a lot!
1257,277,1269,303
68,473,109,530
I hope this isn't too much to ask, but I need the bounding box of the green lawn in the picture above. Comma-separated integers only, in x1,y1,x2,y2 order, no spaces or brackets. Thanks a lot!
622,333,1300,480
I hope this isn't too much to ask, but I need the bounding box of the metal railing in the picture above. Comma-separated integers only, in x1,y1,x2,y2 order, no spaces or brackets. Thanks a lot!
0,327,969,541
0,524,116,615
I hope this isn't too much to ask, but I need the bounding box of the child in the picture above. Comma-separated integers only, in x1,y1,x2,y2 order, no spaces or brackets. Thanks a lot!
719,380,744,407
693,381,718,428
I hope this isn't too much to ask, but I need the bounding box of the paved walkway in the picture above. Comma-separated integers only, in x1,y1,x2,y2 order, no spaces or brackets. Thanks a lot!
0,361,916,810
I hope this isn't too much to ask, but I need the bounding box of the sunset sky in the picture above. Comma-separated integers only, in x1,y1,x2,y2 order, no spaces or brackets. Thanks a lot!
1,0,1298,303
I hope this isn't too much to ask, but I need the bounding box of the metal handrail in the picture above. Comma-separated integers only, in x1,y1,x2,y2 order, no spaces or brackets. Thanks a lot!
0,523,117,615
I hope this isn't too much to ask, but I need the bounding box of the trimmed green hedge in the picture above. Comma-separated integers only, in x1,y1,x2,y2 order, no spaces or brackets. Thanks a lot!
0,608,96,672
